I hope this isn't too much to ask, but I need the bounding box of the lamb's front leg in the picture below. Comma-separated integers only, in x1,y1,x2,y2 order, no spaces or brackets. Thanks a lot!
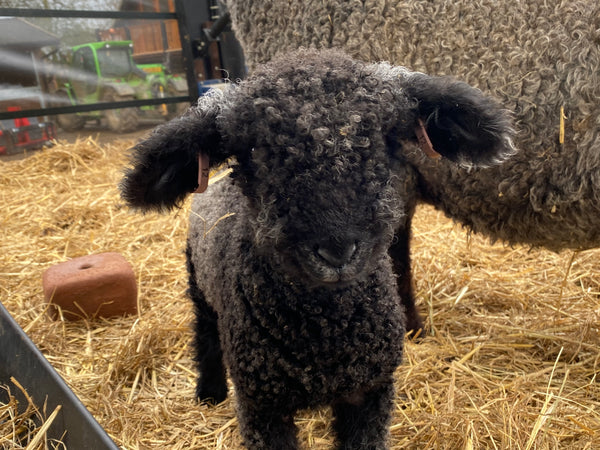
191,289,228,404
332,381,395,450
389,223,423,337
187,250,228,404
236,400,299,450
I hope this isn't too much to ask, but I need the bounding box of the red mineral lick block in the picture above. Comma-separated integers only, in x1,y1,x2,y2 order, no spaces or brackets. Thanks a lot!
42,252,138,320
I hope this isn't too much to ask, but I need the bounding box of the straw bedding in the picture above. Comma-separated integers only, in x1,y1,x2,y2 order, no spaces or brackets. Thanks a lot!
1,377,65,449
1,139,599,449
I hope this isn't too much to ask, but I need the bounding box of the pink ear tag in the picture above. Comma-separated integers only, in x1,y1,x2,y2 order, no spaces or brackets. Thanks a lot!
193,153,210,193
415,119,442,160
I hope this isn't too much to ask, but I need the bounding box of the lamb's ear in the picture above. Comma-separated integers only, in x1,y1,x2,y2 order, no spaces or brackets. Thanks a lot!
120,90,236,212
404,73,515,167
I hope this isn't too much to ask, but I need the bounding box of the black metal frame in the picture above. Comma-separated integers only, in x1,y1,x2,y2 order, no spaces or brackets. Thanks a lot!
0,4,200,122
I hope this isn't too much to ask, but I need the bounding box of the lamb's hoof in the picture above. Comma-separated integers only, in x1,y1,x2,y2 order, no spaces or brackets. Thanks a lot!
196,378,228,405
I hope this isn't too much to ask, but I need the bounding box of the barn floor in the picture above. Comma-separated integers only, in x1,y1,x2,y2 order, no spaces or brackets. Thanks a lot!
1,138,599,449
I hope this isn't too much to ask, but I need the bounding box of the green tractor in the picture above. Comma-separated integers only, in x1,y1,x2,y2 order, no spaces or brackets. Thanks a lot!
53,41,189,132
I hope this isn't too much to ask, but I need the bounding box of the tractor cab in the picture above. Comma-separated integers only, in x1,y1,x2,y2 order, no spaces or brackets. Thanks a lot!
68,41,143,102
54,41,186,132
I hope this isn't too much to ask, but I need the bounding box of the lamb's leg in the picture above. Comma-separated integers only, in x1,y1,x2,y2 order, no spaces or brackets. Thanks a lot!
236,402,299,450
389,223,423,337
332,381,395,450
187,249,228,404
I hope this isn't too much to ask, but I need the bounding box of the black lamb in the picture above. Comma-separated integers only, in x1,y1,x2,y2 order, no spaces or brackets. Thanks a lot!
120,49,514,449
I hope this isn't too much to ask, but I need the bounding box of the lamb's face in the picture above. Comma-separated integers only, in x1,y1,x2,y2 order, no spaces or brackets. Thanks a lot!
225,60,412,286
120,49,515,285
246,155,404,286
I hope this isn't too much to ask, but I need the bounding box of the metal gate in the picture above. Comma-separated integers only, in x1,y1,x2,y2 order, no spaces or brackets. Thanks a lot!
0,0,228,123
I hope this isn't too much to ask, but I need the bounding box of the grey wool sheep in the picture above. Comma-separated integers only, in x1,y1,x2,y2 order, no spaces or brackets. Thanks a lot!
120,49,514,448
225,0,600,329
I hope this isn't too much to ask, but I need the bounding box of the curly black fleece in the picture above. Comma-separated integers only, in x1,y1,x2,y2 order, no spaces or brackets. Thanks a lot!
187,181,405,449
120,49,514,448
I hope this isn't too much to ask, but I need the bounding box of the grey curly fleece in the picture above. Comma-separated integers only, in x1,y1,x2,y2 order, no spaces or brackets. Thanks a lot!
226,0,600,251
120,49,514,448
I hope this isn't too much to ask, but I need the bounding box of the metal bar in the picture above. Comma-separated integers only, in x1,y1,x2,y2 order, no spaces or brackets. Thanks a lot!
205,11,231,41
0,8,176,20
0,96,190,121
30,52,49,122
1,5,196,120
160,21,169,53
174,0,200,103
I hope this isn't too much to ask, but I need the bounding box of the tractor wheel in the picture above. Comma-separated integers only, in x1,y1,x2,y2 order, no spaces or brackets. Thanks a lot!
166,83,190,120
55,91,85,131
103,90,139,133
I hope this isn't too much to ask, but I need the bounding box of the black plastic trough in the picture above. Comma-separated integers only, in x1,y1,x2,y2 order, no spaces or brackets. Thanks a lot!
0,300,119,449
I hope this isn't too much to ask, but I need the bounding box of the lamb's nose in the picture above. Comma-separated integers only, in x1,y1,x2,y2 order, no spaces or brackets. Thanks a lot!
316,240,357,268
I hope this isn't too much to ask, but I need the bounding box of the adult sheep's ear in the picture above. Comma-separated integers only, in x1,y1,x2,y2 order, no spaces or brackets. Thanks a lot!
120,89,237,212
403,73,515,167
